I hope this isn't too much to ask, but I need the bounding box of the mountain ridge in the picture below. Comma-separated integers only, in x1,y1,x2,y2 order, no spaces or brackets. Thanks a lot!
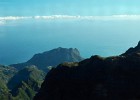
34,41,140,100
122,41,140,56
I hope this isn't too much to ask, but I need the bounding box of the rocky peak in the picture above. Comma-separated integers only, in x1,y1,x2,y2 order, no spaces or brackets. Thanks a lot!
122,41,140,56
136,41,140,48
70,48,80,55
43,47,80,56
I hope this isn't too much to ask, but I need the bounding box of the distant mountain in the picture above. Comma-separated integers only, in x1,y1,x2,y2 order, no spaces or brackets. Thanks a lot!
8,66,45,100
34,41,140,100
11,47,84,71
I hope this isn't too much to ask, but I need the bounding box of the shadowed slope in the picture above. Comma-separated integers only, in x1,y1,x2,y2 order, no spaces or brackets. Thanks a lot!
34,41,140,100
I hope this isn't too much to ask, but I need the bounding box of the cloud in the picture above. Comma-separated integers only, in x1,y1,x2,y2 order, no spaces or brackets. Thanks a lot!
0,16,32,25
34,15,81,19
0,16,32,20
34,15,140,20
0,15,140,25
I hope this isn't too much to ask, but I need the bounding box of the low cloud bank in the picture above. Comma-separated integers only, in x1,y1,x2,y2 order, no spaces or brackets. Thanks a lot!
0,15,140,25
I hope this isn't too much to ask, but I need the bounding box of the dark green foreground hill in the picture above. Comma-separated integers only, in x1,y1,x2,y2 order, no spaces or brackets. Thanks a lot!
8,66,45,100
0,65,17,100
34,41,140,100
0,65,45,100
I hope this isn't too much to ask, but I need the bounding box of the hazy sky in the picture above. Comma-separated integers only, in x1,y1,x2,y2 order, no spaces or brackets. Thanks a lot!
0,0,140,16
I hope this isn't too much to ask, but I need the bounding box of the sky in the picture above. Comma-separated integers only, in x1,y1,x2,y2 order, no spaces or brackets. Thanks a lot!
0,0,140,16
0,0,140,65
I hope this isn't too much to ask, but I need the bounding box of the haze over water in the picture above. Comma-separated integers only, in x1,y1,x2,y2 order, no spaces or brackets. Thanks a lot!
0,17,140,65
0,0,140,64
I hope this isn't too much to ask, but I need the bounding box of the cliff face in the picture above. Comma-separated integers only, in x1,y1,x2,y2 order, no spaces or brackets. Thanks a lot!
34,42,140,100
11,47,84,71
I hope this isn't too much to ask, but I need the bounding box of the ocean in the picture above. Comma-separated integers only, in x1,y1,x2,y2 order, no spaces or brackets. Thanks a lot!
0,18,140,65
